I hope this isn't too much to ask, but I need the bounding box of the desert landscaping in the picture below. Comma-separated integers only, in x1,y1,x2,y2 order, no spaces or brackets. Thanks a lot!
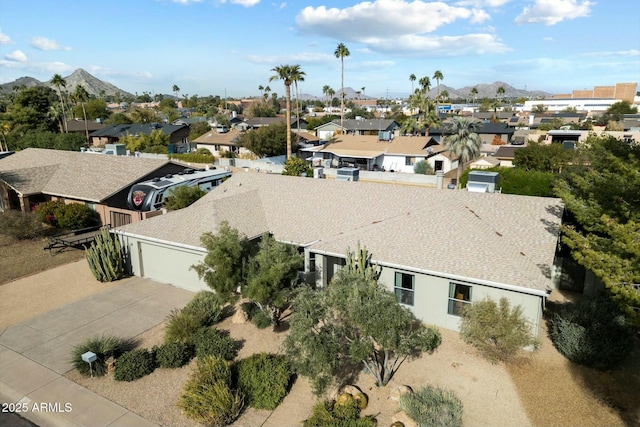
1,248,638,427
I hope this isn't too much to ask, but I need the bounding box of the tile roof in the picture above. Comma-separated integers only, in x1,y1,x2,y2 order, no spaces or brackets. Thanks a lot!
0,148,172,200
118,172,563,293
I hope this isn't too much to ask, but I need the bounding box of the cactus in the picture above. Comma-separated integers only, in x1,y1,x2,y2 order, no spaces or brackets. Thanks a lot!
86,228,124,282
345,242,381,281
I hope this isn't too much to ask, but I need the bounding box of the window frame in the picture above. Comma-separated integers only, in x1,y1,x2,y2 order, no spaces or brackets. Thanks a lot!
394,271,415,306
447,282,472,316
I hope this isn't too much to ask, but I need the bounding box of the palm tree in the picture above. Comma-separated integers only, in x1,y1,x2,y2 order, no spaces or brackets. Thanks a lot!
496,85,505,103
328,88,336,107
438,89,449,104
264,85,271,101
258,85,264,97
418,76,431,94
322,85,331,104
290,65,306,145
443,117,482,188
51,73,67,133
470,87,478,104
269,64,296,159
74,85,90,142
334,42,350,133
172,84,180,99
48,105,64,134
409,74,416,94
361,86,366,98
433,70,444,109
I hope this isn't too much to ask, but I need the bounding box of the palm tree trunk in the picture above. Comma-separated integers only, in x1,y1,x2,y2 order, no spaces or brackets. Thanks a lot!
285,83,292,159
81,103,89,143
340,59,345,134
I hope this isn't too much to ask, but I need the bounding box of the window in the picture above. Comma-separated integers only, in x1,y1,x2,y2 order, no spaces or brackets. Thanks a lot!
448,283,471,316
395,272,415,306
405,156,416,166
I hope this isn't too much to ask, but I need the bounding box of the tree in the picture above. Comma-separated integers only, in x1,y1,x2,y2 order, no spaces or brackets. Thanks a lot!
433,70,444,107
334,43,350,133
51,74,68,133
8,86,58,136
245,234,303,325
470,87,478,104
164,185,207,211
513,141,574,173
121,129,169,153
269,64,298,159
322,85,331,106
413,160,433,175
532,104,547,113
188,121,212,140
284,263,441,395
282,156,312,177
74,85,90,142
290,65,306,146
554,134,640,326
443,117,482,187
409,74,416,93
496,85,505,103
237,121,294,157
172,84,180,99
192,221,252,302
607,100,638,115
460,297,538,363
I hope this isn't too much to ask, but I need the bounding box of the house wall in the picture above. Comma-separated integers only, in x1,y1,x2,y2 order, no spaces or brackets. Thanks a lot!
315,252,544,334
117,234,208,292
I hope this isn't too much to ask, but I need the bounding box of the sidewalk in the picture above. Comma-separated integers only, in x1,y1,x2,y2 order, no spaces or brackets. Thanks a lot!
0,275,194,427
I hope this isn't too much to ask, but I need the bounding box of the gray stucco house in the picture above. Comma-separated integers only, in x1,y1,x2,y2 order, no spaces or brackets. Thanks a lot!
115,173,563,333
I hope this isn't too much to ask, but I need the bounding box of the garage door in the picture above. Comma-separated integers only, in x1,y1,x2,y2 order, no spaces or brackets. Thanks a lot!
138,241,208,292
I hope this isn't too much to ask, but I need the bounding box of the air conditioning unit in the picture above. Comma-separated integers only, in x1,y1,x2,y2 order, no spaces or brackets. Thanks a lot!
467,171,499,193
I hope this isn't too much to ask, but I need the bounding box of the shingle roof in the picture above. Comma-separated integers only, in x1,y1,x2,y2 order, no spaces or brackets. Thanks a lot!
192,129,242,146
118,173,563,293
89,123,187,137
0,148,173,200
494,146,522,159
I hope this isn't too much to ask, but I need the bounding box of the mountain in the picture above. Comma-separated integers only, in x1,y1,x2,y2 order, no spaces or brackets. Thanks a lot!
0,68,133,98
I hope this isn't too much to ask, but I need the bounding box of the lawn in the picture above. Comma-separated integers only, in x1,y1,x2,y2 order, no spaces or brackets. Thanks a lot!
0,233,85,285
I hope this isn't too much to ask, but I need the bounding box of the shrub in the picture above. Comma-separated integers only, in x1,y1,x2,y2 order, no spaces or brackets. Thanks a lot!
399,386,463,427
34,200,65,226
548,296,634,370
54,203,98,230
71,335,133,377
114,348,156,381
193,327,239,360
168,153,216,164
251,309,272,329
85,228,125,282
303,399,376,427
459,297,538,363
154,341,195,368
178,355,244,426
235,353,292,410
413,160,434,175
164,309,204,345
0,210,49,239
182,291,224,326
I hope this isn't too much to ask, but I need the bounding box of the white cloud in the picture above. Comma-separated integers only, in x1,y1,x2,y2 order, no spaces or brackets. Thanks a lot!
170,0,203,4
544,37,553,41
455,0,512,6
0,27,11,44
217,0,260,6
364,33,511,55
5,50,27,62
246,52,334,64
296,1,487,39
0,60,73,75
579,49,640,57
515,0,594,26
30,36,71,51
272,2,286,9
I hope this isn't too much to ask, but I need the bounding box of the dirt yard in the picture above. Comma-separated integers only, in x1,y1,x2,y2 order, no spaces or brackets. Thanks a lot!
2,253,638,426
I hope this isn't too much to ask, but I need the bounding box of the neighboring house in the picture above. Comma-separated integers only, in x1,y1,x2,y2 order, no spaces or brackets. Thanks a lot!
469,155,501,170
0,148,190,226
115,172,563,335
314,119,400,140
242,117,307,132
65,119,107,135
89,123,190,148
193,129,250,157
382,137,448,173
172,116,208,127
493,146,523,167
429,122,515,145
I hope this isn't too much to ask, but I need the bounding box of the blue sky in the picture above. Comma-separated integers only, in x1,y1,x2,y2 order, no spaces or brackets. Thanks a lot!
0,0,638,99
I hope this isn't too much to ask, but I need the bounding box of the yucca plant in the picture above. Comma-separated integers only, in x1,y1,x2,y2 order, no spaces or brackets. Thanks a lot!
71,335,134,376
85,228,124,282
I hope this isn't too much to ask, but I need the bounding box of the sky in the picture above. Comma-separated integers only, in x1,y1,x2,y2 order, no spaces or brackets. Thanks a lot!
0,0,638,99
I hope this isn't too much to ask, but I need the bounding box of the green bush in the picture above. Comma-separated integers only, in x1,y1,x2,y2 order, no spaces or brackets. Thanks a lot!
193,327,239,360
413,160,434,175
164,309,204,345
154,341,195,368
54,203,98,230
182,291,224,326
71,335,133,377
303,399,376,427
168,153,216,164
34,200,65,225
178,355,244,426
548,296,634,370
235,353,292,410
460,297,538,363
399,386,463,427
113,348,156,381
0,210,49,239
251,309,272,329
